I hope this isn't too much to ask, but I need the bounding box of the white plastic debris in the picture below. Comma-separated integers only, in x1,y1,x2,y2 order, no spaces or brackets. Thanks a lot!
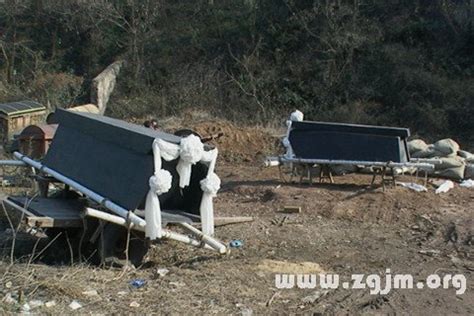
129,301,140,308
435,180,454,194
45,301,56,308
21,303,31,312
5,281,12,288
460,179,474,188
397,182,428,192
69,300,82,310
156,268,170,277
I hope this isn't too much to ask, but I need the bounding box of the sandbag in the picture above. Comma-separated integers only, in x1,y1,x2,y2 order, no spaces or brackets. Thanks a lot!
458,150,474,159
436,165,465,180
465,164,474,179
407,139,429,155
330,164,358,176
436,157,465,170
433,138,459,157
358,166,374,174
411,145,436,158
458,150,474,163
393,167,416,176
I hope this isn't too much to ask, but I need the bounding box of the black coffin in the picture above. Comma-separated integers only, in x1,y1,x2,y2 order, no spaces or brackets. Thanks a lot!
43,109,207,213
288,121,410,163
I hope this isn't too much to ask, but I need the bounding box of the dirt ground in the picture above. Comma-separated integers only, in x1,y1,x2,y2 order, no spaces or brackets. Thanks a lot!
0,120,472,315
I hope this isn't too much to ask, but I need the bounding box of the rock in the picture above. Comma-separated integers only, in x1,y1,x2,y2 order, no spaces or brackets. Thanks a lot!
82,290,99,297
130,301,140,308
69,300,82,310
45,300,56,308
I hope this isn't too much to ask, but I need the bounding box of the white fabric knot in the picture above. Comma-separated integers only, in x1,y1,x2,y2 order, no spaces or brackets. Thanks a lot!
200,172,220,236
177,134,204,188
179,134,204,163
290,110,304,122
149,169,172,195
200,173,221,196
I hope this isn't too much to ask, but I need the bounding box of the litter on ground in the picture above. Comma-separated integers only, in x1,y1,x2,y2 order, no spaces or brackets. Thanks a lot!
435,180,455,194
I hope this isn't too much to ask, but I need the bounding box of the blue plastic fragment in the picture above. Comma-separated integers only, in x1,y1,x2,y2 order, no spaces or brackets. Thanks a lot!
229,239,243,248
129,279,146,289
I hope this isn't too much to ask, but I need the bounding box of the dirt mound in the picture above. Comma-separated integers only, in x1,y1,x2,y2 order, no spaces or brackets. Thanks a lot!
191,121,278,162
130,109,282,162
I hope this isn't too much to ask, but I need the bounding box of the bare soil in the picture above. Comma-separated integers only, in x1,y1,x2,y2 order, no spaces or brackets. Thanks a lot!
0,122,472,315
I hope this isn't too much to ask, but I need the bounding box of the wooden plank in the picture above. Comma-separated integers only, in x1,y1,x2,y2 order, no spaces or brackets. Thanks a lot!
282,206,301,214
3,198,37,217
26,216,82,228
5,196,83,228
192,216,254,227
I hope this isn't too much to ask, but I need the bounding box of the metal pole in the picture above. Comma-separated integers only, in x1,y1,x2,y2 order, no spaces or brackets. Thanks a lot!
177,222,228,254
0,160,27,166
277,156,435,170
